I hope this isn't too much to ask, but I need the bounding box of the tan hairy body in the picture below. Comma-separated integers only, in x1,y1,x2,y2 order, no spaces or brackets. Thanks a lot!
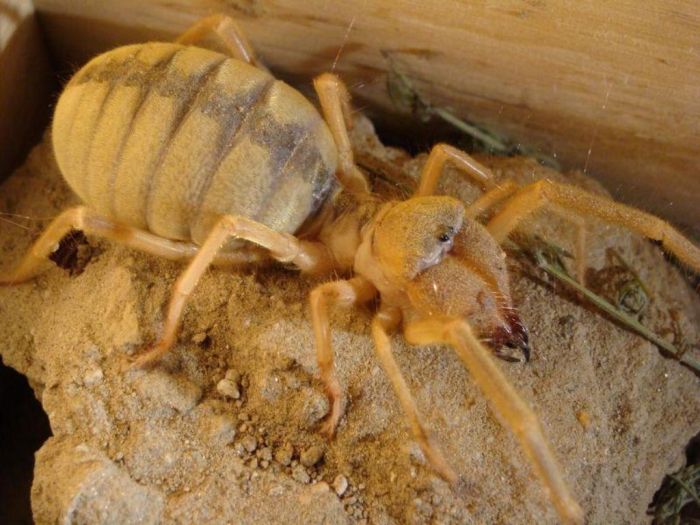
52,42,337,245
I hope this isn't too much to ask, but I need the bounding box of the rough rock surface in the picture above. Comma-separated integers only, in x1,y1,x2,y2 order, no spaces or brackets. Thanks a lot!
0,117,698,524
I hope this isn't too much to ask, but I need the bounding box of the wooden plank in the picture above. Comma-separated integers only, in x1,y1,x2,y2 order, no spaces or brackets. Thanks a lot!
33,0,700,234
0,0,54,182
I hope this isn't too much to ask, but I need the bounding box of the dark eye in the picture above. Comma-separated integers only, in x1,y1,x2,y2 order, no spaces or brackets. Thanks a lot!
438,232,451,243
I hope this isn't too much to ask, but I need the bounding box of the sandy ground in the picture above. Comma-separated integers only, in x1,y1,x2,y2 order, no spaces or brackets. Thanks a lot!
0,117,699,524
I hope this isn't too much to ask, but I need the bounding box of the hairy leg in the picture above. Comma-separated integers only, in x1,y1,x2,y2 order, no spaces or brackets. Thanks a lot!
176,14,267,70
132,215,336,368
487,179,700,272
371,304,457,482
404,317,583,525
310,276,376,437
465,179,519,219
466,181,588,282
313,73,370,194
547,206,588,284
416,143,496,197
0,207,261,284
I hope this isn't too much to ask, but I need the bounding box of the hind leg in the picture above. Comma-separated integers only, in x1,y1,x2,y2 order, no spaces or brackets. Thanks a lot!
310,276,377,436
0,207,210,284
313,73,370,194
177,14,267,70
0,207,266,285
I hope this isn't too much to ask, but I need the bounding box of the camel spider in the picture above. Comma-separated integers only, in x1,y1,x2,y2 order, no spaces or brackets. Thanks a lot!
3,14,700,524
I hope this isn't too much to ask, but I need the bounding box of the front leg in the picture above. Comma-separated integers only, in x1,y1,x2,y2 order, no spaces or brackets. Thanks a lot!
405,317,583,525
309,276,376,437
486,179,700,272
415,143,496,197
371,304,456,482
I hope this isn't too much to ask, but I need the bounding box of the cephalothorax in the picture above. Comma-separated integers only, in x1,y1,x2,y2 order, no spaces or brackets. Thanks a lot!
4,15,700,525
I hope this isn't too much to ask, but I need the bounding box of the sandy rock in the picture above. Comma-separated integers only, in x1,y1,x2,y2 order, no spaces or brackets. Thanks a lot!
292,465,311,484
133,369,202,414
258,447,273,462
241,435,258,453
0,118,699,524
82,363,104,386
32,436,164,524
300,445,325,467
297,386,329,428
199,413,237,447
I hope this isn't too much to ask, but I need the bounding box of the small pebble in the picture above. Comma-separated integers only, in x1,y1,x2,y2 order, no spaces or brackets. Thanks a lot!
216,378,240,399
268,485,285,496
241,435,258,453
258,373,284,401
299,387,330,428
83,366,104,386
134,369,202,413
576,409,591,429
300,445,324,467
258,447,273,462
191,332,207,344
332,474,348,497
292,464,310,484
274,442,294,466
204,414,236,446
311,481,330,494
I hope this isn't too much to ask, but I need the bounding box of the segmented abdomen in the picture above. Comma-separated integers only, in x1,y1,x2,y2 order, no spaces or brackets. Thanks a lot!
52,42,338,244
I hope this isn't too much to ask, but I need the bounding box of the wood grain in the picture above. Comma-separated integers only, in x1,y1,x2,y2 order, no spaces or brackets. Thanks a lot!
31,0,700,234
0,0,54,182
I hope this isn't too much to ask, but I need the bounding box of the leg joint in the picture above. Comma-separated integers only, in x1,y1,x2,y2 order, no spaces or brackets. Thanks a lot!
314,72,342,87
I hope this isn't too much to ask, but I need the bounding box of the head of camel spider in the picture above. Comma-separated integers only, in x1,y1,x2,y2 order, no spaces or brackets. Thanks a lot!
4,14,700,525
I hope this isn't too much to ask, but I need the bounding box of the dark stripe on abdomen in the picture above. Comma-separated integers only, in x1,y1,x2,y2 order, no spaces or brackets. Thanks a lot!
143,55,228,234
106,48,182,219
188,77,276,243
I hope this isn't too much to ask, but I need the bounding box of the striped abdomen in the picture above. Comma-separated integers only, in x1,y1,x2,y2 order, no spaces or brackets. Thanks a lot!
52,42,338,244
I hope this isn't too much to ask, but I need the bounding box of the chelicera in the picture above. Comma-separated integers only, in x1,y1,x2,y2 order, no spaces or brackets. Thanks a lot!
3,14,700,524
